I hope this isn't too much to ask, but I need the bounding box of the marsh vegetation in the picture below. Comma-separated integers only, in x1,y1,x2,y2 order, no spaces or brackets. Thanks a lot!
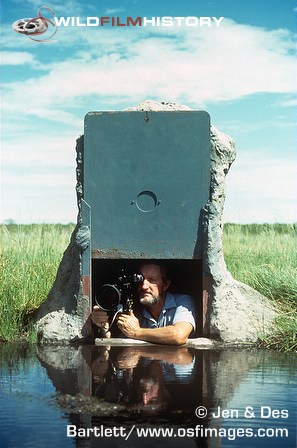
0,223,296,350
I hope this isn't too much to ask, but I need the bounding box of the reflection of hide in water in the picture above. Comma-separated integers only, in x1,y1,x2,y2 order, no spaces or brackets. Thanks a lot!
36,344,272,420
35,345,297,448
86,345,201,414
2,344,296,448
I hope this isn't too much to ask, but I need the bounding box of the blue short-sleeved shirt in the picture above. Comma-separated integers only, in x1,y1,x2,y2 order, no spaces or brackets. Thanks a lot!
140,292,196,332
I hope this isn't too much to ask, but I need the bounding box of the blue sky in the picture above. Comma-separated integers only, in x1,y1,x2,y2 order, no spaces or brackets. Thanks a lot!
1,0,296,223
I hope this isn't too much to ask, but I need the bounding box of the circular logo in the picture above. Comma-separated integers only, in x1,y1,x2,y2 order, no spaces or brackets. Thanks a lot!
12,18,47,35
12,6,57,42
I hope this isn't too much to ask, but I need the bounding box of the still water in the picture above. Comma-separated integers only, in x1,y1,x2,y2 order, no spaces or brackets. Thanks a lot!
0,344,296,448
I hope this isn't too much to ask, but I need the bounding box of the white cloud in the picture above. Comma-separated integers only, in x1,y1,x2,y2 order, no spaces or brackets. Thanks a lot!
0,51,47,69
224,153,297,223
10,0,84,15
278,98,297,107
1,51,34,65
1,168,78,224
104,8,126,15
2,135,78,168
215,117,296,138
1,19,296,126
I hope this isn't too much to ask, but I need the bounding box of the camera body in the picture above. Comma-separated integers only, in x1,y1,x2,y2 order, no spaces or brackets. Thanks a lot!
95,270,144,313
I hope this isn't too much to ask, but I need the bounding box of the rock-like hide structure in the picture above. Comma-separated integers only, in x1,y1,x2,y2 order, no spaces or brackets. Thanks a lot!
35,100,277,344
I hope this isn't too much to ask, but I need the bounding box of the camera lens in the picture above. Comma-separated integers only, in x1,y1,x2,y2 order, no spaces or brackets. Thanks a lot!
95,284,121,311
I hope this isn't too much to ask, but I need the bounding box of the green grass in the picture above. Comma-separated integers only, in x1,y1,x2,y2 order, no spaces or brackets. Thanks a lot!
0,224,74,342
0,223,296,350
223,223,297,351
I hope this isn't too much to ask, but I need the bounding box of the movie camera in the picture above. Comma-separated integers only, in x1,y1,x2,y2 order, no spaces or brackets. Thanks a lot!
95,270,144,313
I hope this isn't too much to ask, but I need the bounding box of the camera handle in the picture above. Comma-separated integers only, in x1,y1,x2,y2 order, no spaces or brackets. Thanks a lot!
97,307,123,338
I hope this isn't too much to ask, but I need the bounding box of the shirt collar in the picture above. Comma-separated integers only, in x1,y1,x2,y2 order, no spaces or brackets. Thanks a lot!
142,292,177,320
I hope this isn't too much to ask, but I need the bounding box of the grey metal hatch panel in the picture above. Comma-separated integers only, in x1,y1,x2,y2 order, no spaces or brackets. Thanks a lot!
84,110,210,259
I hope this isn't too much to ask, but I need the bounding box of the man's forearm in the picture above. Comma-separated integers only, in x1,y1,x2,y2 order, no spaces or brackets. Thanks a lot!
116,312,193,345
133,323,192,346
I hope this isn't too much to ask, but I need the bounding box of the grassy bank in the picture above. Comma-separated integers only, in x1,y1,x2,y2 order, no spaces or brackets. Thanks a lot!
0,223,296,350
0,224,75,342
223,223,296,351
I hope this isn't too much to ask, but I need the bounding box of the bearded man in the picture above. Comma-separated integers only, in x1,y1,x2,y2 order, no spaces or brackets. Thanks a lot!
91,263,196,345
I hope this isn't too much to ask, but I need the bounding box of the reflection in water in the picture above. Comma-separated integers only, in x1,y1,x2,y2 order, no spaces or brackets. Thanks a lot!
0,344,296,448
85,346,197,414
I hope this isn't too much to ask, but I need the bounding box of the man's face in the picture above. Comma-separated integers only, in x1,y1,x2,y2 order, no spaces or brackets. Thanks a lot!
139,264,170,307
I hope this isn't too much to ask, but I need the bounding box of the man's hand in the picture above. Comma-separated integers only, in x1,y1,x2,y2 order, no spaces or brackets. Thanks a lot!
91,305,111,338
115,347,141,369
116,311,141,339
